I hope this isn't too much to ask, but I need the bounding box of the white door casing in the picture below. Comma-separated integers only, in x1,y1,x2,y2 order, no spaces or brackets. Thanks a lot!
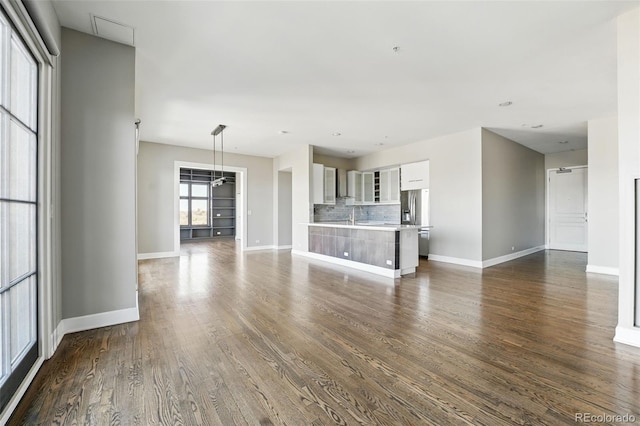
548,166,588,252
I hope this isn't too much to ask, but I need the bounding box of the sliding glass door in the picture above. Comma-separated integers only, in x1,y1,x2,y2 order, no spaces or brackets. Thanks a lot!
0,11,39,413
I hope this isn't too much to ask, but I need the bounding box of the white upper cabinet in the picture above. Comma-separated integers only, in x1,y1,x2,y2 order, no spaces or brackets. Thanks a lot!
401,160,430,190
313,163,324,204
362,172,375,204
389,167,400,202
347,170,363,204
324,166,336,204
313,163,336,204
379,168,400,204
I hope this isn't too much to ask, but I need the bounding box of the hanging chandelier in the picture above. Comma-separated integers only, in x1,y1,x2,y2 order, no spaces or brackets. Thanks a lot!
211,124,227,187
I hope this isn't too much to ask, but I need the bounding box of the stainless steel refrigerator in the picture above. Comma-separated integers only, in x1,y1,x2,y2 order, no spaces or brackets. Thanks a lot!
401,189,431,257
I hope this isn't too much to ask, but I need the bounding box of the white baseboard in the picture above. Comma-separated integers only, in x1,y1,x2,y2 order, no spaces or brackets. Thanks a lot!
428,254,483,268
614,326,640,348
243,245,277,252
275,245,292,250
50,322,64,356
58,306,139,336
293,250,399,278
2,296,140,422
482,246,546,268
429,247,546,269
586,265,620,276
137,251,179,260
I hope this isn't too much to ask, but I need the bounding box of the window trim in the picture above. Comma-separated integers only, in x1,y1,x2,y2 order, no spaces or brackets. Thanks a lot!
0,0,55,423
180,180,211,228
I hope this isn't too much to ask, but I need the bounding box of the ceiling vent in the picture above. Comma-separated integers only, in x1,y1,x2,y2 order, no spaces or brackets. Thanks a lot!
91,15,135,46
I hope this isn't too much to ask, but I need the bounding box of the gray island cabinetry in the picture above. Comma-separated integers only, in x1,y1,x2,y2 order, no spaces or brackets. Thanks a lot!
307,223,419,278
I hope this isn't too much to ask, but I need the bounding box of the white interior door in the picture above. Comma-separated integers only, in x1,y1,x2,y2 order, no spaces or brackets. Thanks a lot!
548,167,588,252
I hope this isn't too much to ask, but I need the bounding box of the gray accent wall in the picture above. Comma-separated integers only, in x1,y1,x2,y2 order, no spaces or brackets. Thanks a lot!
137,141,274,253
587,117,619,271
313,154,356,170
481,129,545,261
355,128,483,262
277,171,293,247
61,29,137,318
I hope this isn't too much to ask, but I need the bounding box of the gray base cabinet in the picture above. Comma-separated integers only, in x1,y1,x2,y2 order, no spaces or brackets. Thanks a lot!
309,226,400,269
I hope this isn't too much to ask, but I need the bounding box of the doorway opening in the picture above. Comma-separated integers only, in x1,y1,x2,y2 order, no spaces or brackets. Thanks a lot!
174,161,247,252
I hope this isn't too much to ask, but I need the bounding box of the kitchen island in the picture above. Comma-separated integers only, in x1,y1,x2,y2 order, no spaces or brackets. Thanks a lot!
305,222,420,278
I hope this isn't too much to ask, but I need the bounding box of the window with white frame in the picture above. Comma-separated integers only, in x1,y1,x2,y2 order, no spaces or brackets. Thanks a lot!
0,10,39,413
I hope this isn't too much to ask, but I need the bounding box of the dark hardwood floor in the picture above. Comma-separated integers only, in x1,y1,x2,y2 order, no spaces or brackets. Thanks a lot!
10,240,640,425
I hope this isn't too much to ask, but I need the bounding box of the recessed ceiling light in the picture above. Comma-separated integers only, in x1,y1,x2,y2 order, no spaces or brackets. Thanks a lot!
347,150,355,154
392,46,400,53
375,142,384,146
498,101,513,107
558,140,569,144
531,124,544,129
279,130,289,134
332,132,341,136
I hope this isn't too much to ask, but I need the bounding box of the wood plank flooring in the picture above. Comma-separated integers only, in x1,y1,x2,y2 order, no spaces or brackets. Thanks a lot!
9,240,640,425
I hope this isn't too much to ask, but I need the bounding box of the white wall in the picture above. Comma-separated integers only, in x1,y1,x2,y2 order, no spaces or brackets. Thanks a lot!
615,8,640,347
545,149,588,170
481,129,545,261
355,128,483,263
60,29,137,319
587,117,619,274
274,145,313,252
137,141,274,254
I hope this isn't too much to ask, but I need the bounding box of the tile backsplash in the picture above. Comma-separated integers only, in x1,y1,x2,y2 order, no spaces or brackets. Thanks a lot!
314,198,400,223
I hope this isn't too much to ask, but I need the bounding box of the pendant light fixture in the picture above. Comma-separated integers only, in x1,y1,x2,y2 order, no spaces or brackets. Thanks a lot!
211,124,227,187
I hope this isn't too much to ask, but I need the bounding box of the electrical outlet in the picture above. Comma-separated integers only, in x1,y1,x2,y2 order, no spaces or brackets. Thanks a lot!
248,210,252,215
344,252,349,257
386,260,392,265
511,246,515,251
256,240,260,244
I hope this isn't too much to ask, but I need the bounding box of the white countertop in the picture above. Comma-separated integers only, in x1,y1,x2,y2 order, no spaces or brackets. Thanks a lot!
307,222,421,231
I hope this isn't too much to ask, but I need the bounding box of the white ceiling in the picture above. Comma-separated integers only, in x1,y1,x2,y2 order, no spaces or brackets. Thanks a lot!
52,1,637,158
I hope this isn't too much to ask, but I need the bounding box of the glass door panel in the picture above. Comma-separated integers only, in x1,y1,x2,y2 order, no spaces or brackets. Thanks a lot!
9,277,36,364
10,34,37,130
6,202,36,282
0,10,39,414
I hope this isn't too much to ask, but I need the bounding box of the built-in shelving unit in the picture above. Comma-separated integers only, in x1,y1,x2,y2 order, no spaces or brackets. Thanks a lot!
180,168,236,241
